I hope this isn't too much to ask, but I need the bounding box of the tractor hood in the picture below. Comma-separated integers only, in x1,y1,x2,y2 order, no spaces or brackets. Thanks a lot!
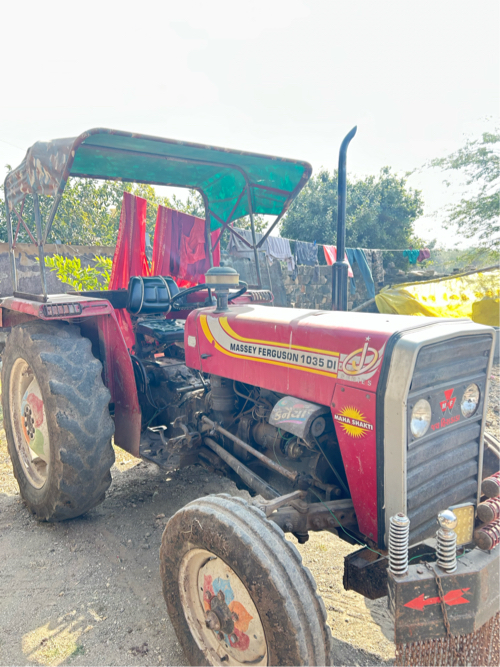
185,305,468,405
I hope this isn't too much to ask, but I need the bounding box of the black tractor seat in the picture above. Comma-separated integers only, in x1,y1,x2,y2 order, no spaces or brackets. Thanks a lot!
69,275,182,314
127,276,180,315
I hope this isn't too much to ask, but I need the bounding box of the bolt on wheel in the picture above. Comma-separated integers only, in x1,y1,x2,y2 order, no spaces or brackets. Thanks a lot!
179,548,267,665
9,358,50,488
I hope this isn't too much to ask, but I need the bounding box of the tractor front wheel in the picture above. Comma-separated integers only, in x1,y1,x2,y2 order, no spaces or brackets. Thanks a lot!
160,494,333,666
1,320,115,521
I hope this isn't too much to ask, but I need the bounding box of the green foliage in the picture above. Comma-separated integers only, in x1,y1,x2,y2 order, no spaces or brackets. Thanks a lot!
281,167,423,255
427,130,499,260
43,254,112,291
0,169,208,247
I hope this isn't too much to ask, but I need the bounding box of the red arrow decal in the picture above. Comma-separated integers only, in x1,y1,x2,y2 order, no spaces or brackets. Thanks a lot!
404,588,470,612
443,587,470,606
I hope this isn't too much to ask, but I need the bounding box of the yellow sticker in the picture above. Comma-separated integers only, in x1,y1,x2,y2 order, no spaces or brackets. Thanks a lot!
449,503,475,546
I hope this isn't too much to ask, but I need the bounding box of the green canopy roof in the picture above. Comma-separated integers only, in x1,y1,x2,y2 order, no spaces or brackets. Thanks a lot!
4,128,312,231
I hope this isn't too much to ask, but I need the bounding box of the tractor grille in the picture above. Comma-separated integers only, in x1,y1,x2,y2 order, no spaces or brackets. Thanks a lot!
406,334,492,545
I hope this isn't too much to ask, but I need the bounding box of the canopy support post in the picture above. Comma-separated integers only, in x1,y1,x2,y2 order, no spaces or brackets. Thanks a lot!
43,192,64,244
246,186,263,288
4,186,18,293
33,194,48,300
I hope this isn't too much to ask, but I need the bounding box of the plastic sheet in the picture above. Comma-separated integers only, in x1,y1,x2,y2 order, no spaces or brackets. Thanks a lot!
375,268,500,326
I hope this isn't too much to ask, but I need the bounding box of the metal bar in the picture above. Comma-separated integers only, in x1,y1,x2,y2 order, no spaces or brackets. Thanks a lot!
246,186,263,288
12,199,26,246
12,213,21,246
203,437,280,500
4,180,18,293
249,182,292,196
211,187,247,253
43,192,63,244
13,206,37,245
32,194,48,299
202,416,297,482
199,190,214,269
256,211,285,249
226,225,254,248
13,290,48,303
332,126,357,311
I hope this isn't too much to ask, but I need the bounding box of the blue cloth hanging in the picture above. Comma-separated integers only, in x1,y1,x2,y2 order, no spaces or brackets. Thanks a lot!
346,248,376,299
403,249,420,265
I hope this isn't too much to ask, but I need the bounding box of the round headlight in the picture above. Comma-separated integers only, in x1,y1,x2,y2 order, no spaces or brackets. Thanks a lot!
461,384,480,418
410,399,432,438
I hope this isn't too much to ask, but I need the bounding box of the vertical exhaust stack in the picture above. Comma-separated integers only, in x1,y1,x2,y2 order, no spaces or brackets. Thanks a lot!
332,126,357,311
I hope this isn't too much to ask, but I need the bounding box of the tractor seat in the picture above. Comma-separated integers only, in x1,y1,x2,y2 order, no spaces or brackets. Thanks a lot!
135,318,185,344
127,276,180,315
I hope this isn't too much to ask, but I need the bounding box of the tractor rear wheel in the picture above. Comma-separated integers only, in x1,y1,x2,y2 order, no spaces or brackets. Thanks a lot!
1,320,115,521
160,494,333,666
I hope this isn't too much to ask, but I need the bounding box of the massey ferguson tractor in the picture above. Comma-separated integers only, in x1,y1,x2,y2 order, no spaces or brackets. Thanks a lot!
1,127,499,666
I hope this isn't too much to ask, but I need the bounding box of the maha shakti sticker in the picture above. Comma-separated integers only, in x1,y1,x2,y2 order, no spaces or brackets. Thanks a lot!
334,406,373,438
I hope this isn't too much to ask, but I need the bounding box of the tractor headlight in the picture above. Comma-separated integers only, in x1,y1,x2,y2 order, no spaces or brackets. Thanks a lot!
410,399,432,438
461,384,480,418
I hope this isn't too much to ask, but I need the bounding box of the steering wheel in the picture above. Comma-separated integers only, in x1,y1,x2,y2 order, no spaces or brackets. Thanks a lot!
169,281,248,311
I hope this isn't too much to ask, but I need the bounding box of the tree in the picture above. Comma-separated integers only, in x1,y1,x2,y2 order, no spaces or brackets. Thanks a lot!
0,172,207,246
428,130,499,259
280,168,424,258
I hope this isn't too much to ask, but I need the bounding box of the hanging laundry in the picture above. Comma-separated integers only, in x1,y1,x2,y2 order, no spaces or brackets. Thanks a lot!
403,249,420,265
323,245,354,277
369,249,385,285
266,235,295,272
417,248,431,263
346,248,376,299
152,206,220,288
226,227,268,260
109,192,151,350
295,240,319,266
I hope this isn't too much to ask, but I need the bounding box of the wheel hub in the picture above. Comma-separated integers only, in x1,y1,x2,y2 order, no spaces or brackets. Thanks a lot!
179,548,267,666
23,405,35,440
9,358,50,489
206,589,235,635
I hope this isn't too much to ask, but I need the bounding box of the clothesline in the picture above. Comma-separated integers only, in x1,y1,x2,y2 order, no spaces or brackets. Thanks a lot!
236,240,418,253
295,242,416,253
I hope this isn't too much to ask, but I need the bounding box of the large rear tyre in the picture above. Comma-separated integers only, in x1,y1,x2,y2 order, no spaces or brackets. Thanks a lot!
160,494,333,666
1,320,115,521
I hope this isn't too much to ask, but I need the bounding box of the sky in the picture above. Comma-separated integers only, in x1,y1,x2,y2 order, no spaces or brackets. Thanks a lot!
0,0,498,248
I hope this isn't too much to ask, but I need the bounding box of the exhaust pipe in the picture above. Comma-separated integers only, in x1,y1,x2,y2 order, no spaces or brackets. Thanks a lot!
332,126,357,311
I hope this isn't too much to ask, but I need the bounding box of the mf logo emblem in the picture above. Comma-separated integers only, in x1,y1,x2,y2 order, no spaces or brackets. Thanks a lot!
342,337,379,376
440,388,456,413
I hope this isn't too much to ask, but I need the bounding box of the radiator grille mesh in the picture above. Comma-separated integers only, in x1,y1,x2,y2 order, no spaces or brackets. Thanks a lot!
406,335,491,545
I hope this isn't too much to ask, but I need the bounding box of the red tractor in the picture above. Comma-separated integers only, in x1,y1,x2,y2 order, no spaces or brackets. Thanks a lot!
1,128,498,666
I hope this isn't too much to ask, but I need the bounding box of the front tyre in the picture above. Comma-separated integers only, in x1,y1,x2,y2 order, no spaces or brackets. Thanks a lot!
2,320,115,521
160,494,333,666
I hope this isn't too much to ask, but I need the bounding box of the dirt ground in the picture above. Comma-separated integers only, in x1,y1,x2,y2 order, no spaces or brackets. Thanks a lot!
0,365,498,667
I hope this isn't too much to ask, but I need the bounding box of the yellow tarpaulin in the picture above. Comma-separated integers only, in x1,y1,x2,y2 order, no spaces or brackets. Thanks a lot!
375,267,500,326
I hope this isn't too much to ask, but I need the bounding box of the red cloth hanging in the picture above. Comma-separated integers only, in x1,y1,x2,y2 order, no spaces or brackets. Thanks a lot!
323,245,354,277
109,192,151,350
417,248,431,263
152,206,220,288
